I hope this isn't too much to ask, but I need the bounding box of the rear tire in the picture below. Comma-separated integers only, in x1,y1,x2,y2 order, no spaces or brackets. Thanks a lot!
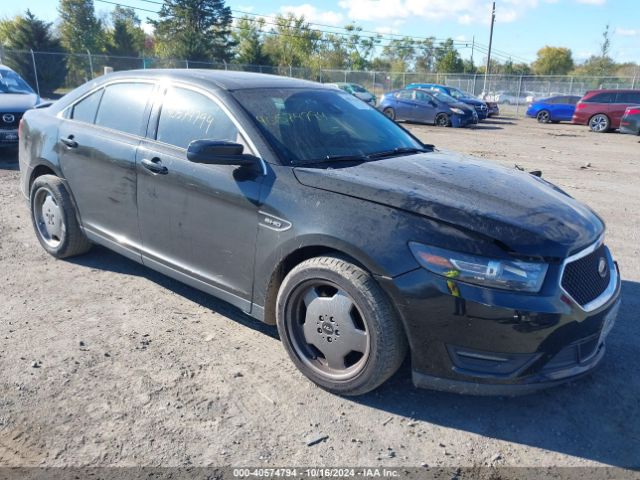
276,255,408,396
536,110,551,123
30,174,92,259
589,114,610,133
383,107,396,120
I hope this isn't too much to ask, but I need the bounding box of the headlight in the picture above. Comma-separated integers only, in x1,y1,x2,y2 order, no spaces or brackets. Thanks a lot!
450,108,465,115
409,243,548,293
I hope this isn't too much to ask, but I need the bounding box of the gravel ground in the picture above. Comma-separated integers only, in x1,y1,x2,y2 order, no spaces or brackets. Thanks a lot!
0,116,639,471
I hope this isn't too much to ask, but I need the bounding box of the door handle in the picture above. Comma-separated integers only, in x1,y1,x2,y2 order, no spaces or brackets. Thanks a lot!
141,157,168,175
60,135,78,148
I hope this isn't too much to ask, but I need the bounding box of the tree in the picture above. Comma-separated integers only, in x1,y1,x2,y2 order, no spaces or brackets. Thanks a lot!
342,24,380,71
415,37,436,72
573,25,616,76
0,10,66,95
58,0,104,82
532,46,574,75
232,16,270,65
381,38,416,71
107,6,145,57
262,14,322,68
149,0,235,62
435,39,463,73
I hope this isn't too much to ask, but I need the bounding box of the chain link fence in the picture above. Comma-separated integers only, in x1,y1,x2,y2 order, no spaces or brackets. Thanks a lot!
1,47,638,116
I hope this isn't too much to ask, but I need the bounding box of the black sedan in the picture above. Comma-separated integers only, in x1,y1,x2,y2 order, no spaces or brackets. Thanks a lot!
379,89,478,127
19,70,620,395
620,105,640,135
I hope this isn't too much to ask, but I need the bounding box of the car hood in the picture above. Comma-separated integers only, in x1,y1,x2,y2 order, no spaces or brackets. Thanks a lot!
293,151,603,259
449,102,474,113
0,93,39,111
460,98,485,106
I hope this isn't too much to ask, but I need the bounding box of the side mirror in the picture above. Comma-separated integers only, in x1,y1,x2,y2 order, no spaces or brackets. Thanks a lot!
187,140,258,166
35,101,53,109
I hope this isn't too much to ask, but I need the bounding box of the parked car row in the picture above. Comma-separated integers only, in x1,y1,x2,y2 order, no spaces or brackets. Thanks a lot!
525,89,640,135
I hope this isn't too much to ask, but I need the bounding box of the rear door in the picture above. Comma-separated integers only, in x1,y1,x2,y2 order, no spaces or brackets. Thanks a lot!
58,81,155,259
394,90,417,121
136,84,264,310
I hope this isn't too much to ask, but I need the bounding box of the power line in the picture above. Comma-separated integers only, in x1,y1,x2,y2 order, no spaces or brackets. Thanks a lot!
95,0,531,63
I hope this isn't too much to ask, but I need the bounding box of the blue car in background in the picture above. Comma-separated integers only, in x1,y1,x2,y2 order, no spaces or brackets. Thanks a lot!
406,83,489,120
379,88,478,127
526,95,581,123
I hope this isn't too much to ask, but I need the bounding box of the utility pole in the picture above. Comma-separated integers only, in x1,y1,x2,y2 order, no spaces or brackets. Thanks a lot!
482,2,496,97
471,36,475,68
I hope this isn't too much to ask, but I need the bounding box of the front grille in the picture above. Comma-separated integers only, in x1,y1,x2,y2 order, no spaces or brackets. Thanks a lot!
561,244,611,306
0,112,23,129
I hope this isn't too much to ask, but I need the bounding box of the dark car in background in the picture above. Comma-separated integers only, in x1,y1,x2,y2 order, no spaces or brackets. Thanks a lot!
620,105,640,135
1,65,42,149
485,101,500,117
379,88,478,127
407,83,489,120
526,95,581,123
329,82,376,106
573,89,640,132
19,70,620,396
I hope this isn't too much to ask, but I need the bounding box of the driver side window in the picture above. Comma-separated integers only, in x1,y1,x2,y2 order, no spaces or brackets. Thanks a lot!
156,87,246,151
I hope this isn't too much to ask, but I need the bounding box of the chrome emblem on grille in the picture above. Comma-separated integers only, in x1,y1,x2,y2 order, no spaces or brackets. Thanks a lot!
2,114,15,123
598,257,608,278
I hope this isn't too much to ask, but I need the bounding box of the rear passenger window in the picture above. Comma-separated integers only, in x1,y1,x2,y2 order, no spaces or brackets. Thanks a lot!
616,91,640,103
397,90,413,100
584,92,615,103
94,82,153,136
71,88,103,123
156,87,240,149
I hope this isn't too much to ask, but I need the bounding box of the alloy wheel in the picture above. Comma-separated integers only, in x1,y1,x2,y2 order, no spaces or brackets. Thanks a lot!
287,281,370,381
590,114,609,132
435,113,449,127
33,187,65,248
537,110,550,123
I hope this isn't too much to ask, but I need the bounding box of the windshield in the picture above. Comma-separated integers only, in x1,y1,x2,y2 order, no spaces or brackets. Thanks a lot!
233,88,425,166
0,70,35,94
350,84,368,93
430,91,459,104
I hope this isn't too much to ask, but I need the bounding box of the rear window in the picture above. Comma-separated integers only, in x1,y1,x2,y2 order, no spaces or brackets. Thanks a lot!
616,91,640,104
94,82,153,136
71,88,103,123
584,92,615,103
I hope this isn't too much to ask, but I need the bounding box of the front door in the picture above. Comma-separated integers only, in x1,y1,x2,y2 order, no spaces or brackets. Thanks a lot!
137,85,264,310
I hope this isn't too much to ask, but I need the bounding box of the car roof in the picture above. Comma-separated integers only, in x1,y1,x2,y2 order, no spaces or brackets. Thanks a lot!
98,69,327,91
585,89,640,94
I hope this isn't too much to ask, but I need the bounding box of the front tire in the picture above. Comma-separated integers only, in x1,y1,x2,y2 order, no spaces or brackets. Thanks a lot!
276,255,407,396
589,114,610,133
30,174,92,258
435,113,450,127
383,107,396,120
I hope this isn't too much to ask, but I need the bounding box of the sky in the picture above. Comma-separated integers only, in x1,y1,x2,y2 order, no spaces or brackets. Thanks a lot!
2,0,639,64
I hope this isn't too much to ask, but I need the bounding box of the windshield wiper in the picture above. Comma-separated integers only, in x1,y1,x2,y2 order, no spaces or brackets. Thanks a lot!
366,146,432,160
